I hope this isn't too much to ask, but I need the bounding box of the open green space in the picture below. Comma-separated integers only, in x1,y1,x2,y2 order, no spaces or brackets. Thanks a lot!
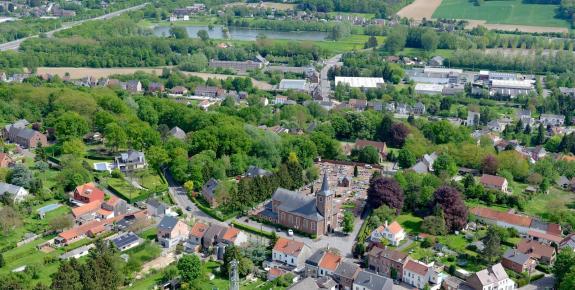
523,187,575,219
107,177,146,200
433,0,571,28
396,213,423,234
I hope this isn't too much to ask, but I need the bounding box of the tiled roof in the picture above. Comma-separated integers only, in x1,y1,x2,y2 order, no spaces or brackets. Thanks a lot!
404,260,429,276
517,239,555,260
334,261,360,279
503,249,533,265
471,207,532,227
72,201,102,218
273,237,305,256
385,221,403,235
527,230,563,243
190,223,208,238
368,247,408,262
318,251,341,272
480,174,507,187
222,227,241,242
355,139,386,153
74,183,105,201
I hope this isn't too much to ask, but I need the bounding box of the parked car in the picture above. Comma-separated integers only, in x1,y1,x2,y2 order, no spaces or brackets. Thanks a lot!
288,229,294,236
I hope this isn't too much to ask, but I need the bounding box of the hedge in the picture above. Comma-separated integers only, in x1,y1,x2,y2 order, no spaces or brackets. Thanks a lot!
535,264,550,274
190,196,239,222
249,215,316,239
231,221,275,239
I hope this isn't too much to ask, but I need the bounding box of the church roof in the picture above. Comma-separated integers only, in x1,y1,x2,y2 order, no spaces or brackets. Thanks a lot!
272,188,324,221
317,172,332,197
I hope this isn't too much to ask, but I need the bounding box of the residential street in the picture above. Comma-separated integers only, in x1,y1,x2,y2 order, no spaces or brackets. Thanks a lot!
320,54,342,100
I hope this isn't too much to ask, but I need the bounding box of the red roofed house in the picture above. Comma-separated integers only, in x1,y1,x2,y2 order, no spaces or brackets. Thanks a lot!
272,237,311,268
55,215,121,245
403,260,431,289
517,239,556,265
354,139,388,163
73,183,105,204
0,153,13,168
72,200,103,221
370,220,406,246
267,267,288,281
480,174,509,193
220,226,248,246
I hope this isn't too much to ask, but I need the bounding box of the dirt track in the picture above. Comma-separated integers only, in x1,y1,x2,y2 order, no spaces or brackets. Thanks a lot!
35,67,273,90
396,0,443,20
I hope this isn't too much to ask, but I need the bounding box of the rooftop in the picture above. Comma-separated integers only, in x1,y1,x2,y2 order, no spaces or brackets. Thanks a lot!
334,77,384,88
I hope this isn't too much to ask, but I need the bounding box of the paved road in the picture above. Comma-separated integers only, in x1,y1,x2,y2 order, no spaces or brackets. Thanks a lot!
0,3,148,51
319,54,342,100
518,275,555,290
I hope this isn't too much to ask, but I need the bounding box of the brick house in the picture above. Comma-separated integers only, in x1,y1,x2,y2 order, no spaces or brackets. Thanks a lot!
333,260,360,290
201,178,219,208
272,237,311,268
354,139,387,163
73,183,105,204
502,249,536,274
6,126,48,148
194,86,224,97
305,249,342,278
516,239,556,265
367,247,409,280
269,173,338,236
480,174,509,193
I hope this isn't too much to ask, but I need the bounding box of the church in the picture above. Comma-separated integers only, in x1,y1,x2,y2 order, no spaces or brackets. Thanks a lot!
269,173,339,236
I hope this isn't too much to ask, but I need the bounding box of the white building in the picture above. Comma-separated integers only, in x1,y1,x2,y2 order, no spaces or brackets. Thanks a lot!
415,83,445,95
0,182,29,202
466,263,515,290
370,220,405,246
335,77,384,89
490,79,534,98
272,237,311,268
467,111,480,127
403,260,431,289
278,79,309,92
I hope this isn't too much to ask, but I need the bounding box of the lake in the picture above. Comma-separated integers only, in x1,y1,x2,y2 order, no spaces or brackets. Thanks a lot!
153,25,329,41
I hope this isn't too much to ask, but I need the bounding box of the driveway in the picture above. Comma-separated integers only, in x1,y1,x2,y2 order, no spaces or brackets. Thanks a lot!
518,275,555,290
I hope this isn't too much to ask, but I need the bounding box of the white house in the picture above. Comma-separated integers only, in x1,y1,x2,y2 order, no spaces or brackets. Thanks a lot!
370,220,405,246
0,182,29,202
466,263,516,290
272,237,311,268
403,260,431,289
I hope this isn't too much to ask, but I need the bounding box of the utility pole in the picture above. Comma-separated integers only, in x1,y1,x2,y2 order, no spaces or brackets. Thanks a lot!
229,259,240,290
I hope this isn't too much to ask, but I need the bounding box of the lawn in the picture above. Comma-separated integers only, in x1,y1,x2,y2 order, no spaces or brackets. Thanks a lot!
107,177,146,201
133,169,165,190
397,48,454,59
523,187,575,220
433,0,571,28
126,241,161,265
396,213,423,234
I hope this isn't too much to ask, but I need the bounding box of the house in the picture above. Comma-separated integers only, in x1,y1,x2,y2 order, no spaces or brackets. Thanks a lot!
186,222,209,252
0,153,13,168
413,102,426,115
111,232,142,251
560,233,575,251
60,244,95,260
516,239,556,265
274,96,289,105
288,276,337,290
194,86,224,98
367,247,409,280
267,173,338,236
245,166,272,178
428,56,444,67
146,198,167,217
354,139,387,163
539,114,565,127
268,267,288,281
125,80,142,93
55,217,117,246
101,196,127,218
370,220,405,246
148,82,165,94
502,249,536,274
410,152,438,174
169,86,188,96
559,87,575,98
157,216,190,248
168,126,187,140
467,111,481,127
272,237,311,268
3,120,47,148
479,174,508,193
556,176,570,189
353,270,393,290
402,260,431,289
73,183,105,204
0,182,29,203
83,132,103,144
333,260,360,290
114,150,147,172
466,263,515,290
72,200,103,222
220,226,248,246
305,249,342,278
201,178,219,208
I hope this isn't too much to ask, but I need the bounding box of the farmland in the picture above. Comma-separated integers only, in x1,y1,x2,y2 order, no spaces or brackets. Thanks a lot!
433,0,571,29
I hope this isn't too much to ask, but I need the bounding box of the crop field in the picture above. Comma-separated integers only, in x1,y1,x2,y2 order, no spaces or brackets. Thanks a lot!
433,0,570,29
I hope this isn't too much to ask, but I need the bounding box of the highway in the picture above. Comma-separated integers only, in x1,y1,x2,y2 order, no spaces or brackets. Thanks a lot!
0,3,148,51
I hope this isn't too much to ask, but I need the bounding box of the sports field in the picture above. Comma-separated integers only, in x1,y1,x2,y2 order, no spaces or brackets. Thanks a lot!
433,0,570,28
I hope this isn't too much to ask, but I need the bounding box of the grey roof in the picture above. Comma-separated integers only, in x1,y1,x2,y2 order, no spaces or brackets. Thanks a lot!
112,232,140,249
334,260,360,279
410,161,429,174
0,182,26,195
305,249,326,266
158,216,179,231
147,198,166,210
473,263,509,286
59,244,95,260
4,119,29,132
272,188,324,221
202,178,219,199
317,172,332,197
119,150,145,163
14,127,40,140
354,270,393,290
288,277,333,290
556,176,570,186
279,79,308,90
245,166,272,178
202,224,227,248
168,126,186,140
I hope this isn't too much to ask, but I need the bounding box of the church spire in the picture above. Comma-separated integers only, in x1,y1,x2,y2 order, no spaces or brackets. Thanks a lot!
317,171,332,196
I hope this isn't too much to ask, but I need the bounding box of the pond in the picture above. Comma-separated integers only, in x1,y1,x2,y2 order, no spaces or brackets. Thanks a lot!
153,25,329,41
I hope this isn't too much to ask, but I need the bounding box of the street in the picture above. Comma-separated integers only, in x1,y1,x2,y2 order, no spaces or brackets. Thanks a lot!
319,54,342,100
0,3,149,51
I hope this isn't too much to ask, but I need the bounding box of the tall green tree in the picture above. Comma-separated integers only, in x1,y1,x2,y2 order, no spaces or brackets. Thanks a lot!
483,226,502,263
177,254,202,284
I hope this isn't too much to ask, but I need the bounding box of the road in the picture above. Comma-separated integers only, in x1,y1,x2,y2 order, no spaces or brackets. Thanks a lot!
0,3,148,51
319,54,342,100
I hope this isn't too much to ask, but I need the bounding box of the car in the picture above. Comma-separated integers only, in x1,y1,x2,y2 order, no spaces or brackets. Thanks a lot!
276,228,282,232
185,206,192,211
287,229,294,236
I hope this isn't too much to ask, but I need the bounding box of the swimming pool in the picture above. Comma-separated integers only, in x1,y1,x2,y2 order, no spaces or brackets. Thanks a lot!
37,203,62,215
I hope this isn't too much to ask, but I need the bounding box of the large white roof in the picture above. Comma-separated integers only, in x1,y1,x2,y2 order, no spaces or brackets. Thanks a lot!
423,67,463,74
335,77,384,88
490,79,534,89
415,83,445,93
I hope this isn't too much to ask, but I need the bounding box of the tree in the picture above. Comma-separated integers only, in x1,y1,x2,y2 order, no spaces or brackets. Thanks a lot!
421,214,447,235
389,123,410,148
170,26,188,39
104,123,127,152
183,181,194,196
0,253,4,268
433,186,468,232
353,165,358,177
49,215,73,232
376,114,393,142
177,254,202,283
433,154,458,177
61,138,86,157
80,239,123,290
367,176,404,214
343,211,354,233
146,146,169,171
53,112,89,141
421,30,438,51
364,35,378,49
481,154,498,175
383,27,407,53
7,164,34,189
554,250,575,286
560,268,575,290
463,174,475,189
535,123,546,145
223,245,252,277
397,148,416,169
483,226,501,263
50,259,82,290
197,29,209,41
351,146,380,164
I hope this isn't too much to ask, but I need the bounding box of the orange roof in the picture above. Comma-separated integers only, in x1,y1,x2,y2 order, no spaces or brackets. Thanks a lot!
190,223,208,238
480,174,507,187
0,153,11,162
72,201,102,218
97,208,113,217
105,196,121,206
74,182,105,201
386,221,404,235
318,252,341,271
527,230,563,243
222,227,240,242
471,207,532,227
559,155,575,162
405,260,429,276
269,267,286,277
88,224,106,235
58,211,137,242
273,237,305,256
517,239,555,260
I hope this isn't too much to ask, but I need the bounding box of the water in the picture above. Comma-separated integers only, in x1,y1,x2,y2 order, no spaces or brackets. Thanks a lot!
153,25,329,41
37,203,62,214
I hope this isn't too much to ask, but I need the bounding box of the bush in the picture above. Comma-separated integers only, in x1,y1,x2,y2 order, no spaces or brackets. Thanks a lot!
535,264,550,274
231,221,275,239
111,169,122,178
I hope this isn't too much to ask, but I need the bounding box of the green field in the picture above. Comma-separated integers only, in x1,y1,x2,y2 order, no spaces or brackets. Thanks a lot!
433,0,570,28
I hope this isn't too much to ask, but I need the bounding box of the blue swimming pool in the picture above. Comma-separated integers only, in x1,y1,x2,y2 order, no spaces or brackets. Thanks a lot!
37,203,62,215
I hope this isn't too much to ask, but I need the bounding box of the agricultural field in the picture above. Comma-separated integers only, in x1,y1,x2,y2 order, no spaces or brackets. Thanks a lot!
433,0,571,29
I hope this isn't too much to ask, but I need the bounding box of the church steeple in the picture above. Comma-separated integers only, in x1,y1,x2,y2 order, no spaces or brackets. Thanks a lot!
317,172,332,196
